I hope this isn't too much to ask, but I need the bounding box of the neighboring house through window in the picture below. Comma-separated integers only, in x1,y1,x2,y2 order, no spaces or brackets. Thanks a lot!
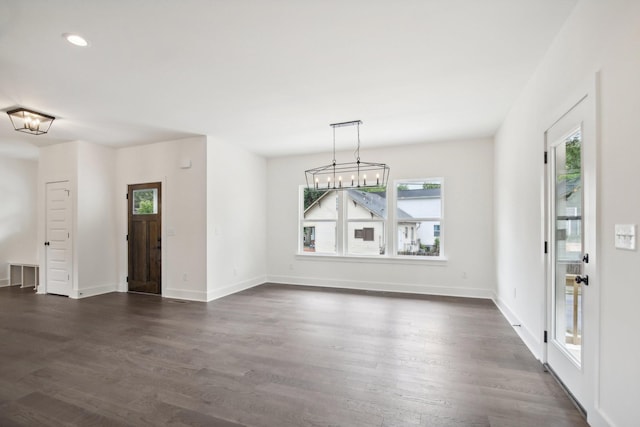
302,189,338,253
395,179,442,257
300,178,443,258
346,188,386,255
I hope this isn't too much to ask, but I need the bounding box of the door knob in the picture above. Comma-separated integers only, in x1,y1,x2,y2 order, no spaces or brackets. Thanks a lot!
575,275,589,286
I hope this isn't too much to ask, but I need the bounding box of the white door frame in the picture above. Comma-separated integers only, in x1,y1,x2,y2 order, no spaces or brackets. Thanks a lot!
543,74,601,423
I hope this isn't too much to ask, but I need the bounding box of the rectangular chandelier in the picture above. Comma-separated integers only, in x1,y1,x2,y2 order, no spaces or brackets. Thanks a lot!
7,107,55,135
305,120,390,190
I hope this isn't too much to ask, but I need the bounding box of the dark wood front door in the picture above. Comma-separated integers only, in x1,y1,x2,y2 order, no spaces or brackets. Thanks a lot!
128,182,161,294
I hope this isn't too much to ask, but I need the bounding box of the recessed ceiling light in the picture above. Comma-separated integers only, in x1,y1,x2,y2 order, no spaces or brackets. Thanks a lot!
62,33,89,47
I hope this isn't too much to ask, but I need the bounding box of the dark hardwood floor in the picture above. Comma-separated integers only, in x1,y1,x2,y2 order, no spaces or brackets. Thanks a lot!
0,284,587,426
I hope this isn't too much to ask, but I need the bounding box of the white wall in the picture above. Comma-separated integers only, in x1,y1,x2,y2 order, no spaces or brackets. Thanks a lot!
267,138,495,297
38,141,118,298
494,1,640,425
0,156,38,286
206,136,268,300
76,142,117,297
35,135,265,302
116,137,208,301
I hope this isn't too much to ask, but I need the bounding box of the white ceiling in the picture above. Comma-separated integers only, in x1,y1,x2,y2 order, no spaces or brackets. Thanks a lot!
0,0,577,159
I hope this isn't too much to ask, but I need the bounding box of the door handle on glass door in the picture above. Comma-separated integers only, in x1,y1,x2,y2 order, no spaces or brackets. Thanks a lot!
575,275,589,286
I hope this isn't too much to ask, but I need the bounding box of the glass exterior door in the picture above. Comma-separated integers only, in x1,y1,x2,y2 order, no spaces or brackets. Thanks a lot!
552,129,583,365
545,86,598,419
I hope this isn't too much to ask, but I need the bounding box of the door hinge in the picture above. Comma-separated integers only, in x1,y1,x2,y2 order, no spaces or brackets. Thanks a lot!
126,193,128,199
126,276,129,282
544,330,548,343
544,151,548,164
544,241,548,254
126,234,128,241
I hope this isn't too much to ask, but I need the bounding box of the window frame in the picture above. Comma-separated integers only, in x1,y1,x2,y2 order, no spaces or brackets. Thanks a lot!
393,178,444,258
132,188,159,215
344,189,387,256
298,179,445,261
299,189,339,255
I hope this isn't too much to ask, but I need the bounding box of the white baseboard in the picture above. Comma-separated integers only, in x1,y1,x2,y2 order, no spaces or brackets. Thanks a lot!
115,284,208,301
492,294,541,360
163,276,266,302
588,406,614,427
164,287,208,302
70,284,118,299
267,275,494,299
0,278,9,287
206,275,267,302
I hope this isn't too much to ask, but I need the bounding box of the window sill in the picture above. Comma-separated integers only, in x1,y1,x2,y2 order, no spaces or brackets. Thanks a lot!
295,253,448,266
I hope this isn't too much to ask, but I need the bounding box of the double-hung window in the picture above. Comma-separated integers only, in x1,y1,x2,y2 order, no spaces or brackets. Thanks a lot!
300,178,443,258
395,179,443,257
346,188,386,255
302,189,338,254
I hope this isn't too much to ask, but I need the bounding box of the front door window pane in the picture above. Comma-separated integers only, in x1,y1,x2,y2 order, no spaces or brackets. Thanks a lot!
133,188,158,215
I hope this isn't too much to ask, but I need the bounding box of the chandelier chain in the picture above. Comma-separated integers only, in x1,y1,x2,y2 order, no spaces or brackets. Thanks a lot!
332,124,337,185
356,122,361,162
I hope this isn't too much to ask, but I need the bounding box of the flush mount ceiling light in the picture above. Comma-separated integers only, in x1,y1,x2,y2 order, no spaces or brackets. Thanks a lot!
7,108,56,135
305,120,390,190
62,32,89,47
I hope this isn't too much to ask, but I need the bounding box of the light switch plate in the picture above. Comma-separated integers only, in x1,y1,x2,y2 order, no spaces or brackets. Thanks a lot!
615,224,636,250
